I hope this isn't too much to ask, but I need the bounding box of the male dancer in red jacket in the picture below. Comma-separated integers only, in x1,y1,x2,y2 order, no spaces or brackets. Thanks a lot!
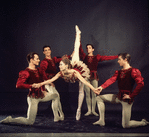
0,52,61,125
94,53,149,128
79,44,118,116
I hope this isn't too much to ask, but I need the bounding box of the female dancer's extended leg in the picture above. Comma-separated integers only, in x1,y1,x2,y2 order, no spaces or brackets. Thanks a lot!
72,25,85,120
71,25,81,63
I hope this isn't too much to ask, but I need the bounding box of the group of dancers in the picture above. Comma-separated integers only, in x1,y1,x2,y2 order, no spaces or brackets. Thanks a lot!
1,25,149,128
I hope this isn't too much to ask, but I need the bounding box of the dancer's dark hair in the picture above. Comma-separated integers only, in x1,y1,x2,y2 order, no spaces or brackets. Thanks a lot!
118,53,131,63
86,44,94,49
43,45,51,51
26,52,39,63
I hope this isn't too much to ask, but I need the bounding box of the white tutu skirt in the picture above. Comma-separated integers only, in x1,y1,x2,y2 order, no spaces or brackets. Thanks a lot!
71,60,90,82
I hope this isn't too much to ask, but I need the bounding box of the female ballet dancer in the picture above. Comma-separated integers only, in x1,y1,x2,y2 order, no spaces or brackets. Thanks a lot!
33,25,98,121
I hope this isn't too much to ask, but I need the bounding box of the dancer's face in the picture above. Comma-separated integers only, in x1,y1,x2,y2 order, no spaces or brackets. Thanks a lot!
59,61,68,71
86,45,94,54
43,47,51,57
31,54,40,66
117,56,127,67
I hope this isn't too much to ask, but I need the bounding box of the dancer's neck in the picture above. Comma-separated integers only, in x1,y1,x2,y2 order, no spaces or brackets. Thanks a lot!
122,63,131,70
45,55,52,59
88,53,94,56
28,63,36,70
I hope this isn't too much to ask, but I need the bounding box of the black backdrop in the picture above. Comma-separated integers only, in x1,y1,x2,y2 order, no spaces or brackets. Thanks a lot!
0,0,148,114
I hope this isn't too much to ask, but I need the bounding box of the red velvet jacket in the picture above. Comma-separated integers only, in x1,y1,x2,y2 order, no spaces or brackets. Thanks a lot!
16,68,45,99
39,57,61,80
101,67,144,103
79,44,118,80
39,56,70,80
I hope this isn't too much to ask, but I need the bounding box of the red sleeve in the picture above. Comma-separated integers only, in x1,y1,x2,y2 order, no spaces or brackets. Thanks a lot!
97,54,118,62
39,60,48,80
129,68,144,99
16,70,32,89
53,56,62,63
79,43,86,60
101,70,118,89
53,55,71,63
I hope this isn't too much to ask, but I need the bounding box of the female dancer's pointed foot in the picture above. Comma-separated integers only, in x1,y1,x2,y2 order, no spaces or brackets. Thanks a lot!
84,111,92,116
93,120,105,126
92,111,99,116
75,25,81,34
0,116,12,124
76,109,81,121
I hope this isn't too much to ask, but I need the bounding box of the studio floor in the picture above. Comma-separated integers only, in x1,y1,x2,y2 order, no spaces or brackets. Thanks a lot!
0,110,149,137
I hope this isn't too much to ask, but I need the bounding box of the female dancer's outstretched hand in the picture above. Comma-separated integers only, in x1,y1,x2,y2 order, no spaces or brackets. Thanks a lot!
92,88,100,95
32,83,42,88
95,86,104,95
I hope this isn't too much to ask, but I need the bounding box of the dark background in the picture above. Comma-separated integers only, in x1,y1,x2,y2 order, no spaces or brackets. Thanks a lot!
0,0,148,116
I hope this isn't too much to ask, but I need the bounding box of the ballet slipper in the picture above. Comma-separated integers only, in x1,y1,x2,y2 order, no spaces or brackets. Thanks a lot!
93,120,105,126
76,109,81,121
84,111,92,116
92,111,99,116
0,116,12,123
75,25,81,34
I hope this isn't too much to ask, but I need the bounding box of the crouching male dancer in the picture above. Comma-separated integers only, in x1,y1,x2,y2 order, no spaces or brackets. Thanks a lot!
94,53,149,128
0,52,61,125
